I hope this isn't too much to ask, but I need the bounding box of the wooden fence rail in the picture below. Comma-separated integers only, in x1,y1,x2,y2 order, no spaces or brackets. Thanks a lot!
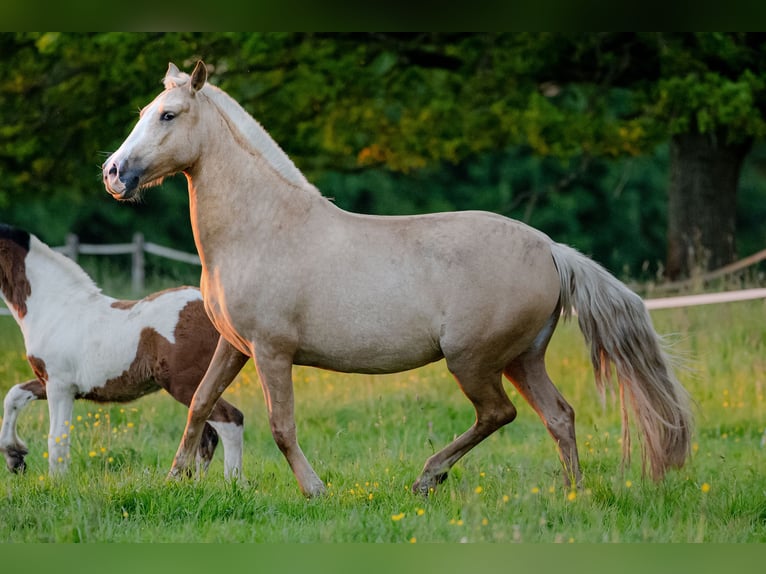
54,232,200,295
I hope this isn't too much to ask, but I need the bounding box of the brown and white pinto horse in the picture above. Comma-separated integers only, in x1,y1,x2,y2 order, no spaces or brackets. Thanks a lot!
103,61,692,497
0,224,243,478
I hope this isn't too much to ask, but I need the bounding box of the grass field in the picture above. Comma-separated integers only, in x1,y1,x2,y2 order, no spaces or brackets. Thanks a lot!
1,297,765,542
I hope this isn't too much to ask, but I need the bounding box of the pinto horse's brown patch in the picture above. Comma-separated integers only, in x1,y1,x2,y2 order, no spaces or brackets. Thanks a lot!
27,355,48,385
86,299,242,428
110,300,138,310
0,233,32,319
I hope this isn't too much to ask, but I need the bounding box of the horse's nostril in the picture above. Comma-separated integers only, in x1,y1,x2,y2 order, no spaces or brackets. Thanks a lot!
108,164,117,177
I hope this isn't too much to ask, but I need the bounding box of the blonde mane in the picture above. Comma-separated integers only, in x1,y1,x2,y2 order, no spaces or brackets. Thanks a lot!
165,69,317,193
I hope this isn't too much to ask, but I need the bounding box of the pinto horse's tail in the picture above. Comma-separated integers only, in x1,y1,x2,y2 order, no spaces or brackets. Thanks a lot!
549,242,692,480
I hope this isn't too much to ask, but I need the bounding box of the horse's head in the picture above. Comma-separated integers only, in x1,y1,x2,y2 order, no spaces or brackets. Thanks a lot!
103,61,209,201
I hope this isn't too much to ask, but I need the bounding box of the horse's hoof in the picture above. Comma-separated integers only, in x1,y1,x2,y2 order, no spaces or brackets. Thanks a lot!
9,457,27,474
411,471,448,496
3,447,28,474
301,480,328,498
166,466,193,481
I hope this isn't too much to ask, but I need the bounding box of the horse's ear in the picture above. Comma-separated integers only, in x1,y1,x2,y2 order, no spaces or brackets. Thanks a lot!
190,60,207,93
167,62,181,78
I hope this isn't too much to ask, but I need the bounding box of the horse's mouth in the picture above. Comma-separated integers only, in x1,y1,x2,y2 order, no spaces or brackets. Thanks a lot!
104,181,138,201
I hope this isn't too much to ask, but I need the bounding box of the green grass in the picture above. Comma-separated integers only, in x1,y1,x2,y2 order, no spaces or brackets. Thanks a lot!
1,299,765,542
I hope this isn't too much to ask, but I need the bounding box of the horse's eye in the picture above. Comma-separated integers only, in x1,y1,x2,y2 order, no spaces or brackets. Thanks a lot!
160,111,176,122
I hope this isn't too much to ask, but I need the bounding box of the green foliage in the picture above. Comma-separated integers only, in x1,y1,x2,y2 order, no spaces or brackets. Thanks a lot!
1,300,765,541
1,33,765,276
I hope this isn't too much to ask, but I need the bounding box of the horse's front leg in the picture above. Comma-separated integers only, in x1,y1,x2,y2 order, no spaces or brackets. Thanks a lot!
0,380,46,473
168,336,248,479
255,347,326,497
45,382,76,475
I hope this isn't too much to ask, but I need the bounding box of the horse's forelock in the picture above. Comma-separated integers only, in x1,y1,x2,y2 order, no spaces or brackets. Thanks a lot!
163,72,190,90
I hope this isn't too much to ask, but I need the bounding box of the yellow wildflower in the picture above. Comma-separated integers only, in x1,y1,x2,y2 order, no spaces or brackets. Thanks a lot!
391,512,405,521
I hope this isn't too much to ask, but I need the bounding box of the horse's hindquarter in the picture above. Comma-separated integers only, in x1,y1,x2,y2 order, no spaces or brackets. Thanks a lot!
212,206,561,374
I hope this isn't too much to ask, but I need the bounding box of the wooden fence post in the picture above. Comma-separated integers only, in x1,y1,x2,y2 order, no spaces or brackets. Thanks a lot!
64,233,79,262
132,232,145,295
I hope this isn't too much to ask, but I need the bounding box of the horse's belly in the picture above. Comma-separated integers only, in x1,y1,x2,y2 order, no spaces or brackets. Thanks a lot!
293,332,443,374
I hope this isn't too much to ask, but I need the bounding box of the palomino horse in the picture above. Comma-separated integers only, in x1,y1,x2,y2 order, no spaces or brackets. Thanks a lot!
103,61,692,497
0,224,243,478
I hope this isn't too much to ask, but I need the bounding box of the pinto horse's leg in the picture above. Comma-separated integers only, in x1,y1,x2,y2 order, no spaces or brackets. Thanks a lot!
503,310,581,487
412,363,518,496
45,382,76,475
168,336,248,479
207,418,244,481
255,348,326,497
0,380,46,473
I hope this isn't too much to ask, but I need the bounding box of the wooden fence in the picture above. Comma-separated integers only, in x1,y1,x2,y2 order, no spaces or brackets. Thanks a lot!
56,232,200,294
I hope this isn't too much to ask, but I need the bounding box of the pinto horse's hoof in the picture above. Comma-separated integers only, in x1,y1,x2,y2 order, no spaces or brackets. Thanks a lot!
3,447,28,474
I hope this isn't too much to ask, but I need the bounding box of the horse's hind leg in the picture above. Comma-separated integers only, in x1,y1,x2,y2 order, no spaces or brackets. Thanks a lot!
412,363,518,495
504,357,580,486
206,402,244,480
0,380,46,473
503,313,581,487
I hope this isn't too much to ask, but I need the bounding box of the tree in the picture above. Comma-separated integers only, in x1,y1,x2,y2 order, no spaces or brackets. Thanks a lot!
655,34,766,278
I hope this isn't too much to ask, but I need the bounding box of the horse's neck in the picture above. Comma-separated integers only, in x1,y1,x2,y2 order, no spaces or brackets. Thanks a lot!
24,239,105,315
200,85,315,191
187,88,325,264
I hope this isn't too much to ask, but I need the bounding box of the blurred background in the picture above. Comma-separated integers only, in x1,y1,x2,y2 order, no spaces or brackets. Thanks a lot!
1,32,765,289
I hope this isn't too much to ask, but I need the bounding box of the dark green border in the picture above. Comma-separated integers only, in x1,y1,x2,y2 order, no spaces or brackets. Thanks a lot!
2,544,765,574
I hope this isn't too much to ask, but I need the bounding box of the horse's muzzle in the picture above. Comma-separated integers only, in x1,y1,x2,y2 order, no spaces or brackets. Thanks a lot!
103,159,140,200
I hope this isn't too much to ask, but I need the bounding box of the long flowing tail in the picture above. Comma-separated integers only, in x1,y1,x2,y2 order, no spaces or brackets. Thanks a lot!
550,242,692,480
